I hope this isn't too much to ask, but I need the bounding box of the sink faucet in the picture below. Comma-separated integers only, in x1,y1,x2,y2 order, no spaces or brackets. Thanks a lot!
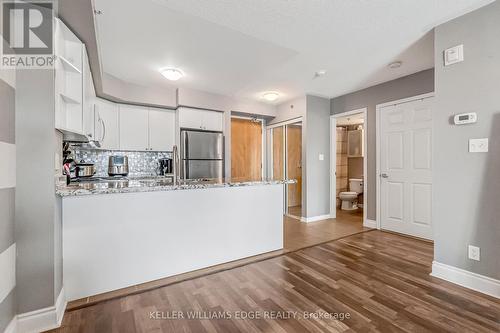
172,145,180,185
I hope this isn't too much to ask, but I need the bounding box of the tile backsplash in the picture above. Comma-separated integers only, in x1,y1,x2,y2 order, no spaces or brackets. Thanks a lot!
74,148,172,177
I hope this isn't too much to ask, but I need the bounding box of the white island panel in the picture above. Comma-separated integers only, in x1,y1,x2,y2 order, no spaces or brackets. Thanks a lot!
63,184,283,300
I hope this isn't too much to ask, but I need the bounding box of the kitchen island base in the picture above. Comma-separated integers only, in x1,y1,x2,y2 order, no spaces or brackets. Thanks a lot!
62,184,284,301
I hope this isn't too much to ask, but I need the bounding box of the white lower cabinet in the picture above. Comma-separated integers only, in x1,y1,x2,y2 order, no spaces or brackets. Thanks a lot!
95,99,119,150
119,105,149,151
149,108,175,151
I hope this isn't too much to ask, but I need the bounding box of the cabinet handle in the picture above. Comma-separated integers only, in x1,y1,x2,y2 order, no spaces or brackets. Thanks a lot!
100,118,106,142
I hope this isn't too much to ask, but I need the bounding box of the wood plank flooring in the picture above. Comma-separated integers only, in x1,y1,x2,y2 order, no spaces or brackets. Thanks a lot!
48,231,500,333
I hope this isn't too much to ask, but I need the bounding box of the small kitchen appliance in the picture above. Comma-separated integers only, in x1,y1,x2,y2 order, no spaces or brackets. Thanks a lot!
108,155,129,176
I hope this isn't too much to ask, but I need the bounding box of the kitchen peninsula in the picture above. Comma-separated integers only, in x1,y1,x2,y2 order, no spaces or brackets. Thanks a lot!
56,178,291,301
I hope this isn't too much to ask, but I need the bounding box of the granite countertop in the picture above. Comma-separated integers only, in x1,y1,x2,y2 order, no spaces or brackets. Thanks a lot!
56,176,296,197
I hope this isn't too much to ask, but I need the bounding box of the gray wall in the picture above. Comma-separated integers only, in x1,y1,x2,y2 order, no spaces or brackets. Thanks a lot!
331,69,434,220
0,70,16,333
433,1,500,279
305,96,331,218
15,69,63,313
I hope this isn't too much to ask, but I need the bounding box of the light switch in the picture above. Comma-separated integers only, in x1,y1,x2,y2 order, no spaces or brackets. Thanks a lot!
444,45,464,66
319,154,324,161
469,138,488,153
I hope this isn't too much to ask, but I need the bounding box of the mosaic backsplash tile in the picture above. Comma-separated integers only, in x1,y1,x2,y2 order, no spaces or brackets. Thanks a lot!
73,148,172,177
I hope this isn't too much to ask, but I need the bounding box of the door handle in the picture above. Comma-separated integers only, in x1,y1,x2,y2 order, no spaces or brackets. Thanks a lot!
380,173,389,178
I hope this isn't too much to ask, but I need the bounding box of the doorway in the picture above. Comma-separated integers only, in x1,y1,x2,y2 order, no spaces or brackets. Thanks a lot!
231,117,264,182
330,108,367,226
376,93,434,240
267,119,303,219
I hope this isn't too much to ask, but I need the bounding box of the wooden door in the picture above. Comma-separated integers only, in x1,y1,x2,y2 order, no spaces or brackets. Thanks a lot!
287,124,302,209
272,127,284,180
380,97,433,240
231,118,262,182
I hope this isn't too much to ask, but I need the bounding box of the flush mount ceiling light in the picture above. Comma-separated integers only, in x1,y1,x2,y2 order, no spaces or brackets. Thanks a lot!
388,61,403,69
160,68,185,81
262,91,280,102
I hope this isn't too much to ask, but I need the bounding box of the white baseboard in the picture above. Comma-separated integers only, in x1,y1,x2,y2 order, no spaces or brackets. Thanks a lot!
4,317,16,333
300,214,332,223
431,261,500,299
15,287,66,333
363,219,377,228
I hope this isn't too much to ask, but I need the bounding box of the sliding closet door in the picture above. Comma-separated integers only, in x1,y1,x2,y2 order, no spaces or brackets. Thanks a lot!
286,123,302,217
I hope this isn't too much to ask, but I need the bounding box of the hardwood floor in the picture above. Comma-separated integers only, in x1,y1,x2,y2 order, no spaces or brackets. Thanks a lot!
284,209,367,251
48,231,499,332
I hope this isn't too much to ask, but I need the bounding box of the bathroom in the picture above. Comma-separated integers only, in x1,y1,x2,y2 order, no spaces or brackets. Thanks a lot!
335,112,365,222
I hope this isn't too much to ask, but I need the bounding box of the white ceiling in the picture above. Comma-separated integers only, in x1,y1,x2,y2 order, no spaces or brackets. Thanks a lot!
94,0,493,104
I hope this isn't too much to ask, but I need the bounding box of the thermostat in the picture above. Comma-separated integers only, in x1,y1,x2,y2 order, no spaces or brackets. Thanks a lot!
454,112,477,125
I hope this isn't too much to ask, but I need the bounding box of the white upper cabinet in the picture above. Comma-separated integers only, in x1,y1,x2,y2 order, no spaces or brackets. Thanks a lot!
95,99,119,150
54,18,84,134
178,107,224,132
119,105,149,151
149,108,175,151
82,47,96,139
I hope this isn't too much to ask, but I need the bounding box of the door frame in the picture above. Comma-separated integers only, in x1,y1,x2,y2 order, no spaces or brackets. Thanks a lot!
230,115,266,180
330,108,368,226
267,117,304,219
375,92,435,230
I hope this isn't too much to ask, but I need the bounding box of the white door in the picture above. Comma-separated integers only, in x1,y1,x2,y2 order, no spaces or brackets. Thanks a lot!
119,105,149,151
149,108,175,151
95,99,119,150
379,97,433,240
178,107,203,130
202,111,224,132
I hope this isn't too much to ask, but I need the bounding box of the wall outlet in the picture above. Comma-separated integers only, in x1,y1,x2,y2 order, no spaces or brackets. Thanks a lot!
469,138,488,153
468,245,480,261
319,154,324,161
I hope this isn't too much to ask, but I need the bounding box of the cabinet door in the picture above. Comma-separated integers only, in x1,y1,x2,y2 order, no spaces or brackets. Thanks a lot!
149,108,175,151
202,111,224,132
82,48,95,139
178,107,203,130
95,99,119,150
119,105,149,151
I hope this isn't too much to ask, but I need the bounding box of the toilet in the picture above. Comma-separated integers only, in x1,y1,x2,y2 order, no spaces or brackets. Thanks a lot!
339,179,364,211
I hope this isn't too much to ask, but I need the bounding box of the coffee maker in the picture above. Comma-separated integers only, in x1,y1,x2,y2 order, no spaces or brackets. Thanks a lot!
158,158,173,176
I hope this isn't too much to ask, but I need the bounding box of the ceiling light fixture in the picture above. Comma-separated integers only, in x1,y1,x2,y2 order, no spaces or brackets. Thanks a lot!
160,68,185,81
388,61,402,69
262,91,280,102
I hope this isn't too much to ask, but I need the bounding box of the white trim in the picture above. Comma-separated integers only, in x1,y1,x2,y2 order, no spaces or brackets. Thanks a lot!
0,243,16,304
0,142,16,189
431,261,500,299
266,117,303,129
0,68,16,89
3,317,16,333
363,219,377,228
16,287,67,333
300,214,332,223
330,108,367,225
375,92,435,231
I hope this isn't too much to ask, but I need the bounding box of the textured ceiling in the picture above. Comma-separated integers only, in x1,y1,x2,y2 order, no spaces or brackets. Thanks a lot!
94,0,493,103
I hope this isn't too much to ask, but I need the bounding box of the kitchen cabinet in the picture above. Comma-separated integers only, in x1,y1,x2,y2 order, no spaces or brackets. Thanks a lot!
178,107,224,132
149,108,175,151
82,47,96,139
119,105,149,151
54,18,83,134
95,99,119,150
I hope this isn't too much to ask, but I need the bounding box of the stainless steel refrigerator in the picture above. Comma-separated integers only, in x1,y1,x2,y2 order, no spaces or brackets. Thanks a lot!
180,129,224,180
